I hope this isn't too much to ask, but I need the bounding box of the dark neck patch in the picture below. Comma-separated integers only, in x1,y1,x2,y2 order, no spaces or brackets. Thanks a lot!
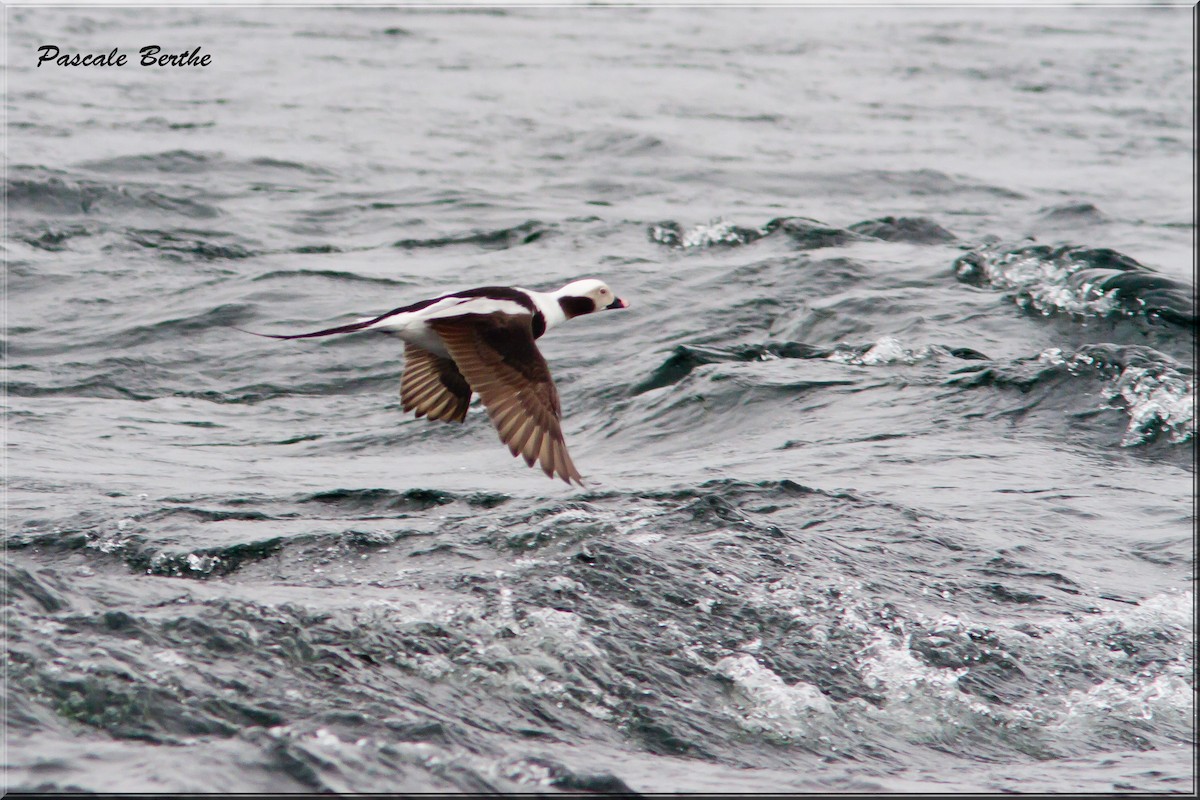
558,295,596,319
531,311,546,339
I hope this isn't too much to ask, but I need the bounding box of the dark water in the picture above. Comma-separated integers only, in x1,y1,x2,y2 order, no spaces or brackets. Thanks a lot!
5,5,1195,794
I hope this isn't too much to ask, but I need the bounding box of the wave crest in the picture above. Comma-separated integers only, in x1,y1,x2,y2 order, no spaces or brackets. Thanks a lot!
953,242,1194,326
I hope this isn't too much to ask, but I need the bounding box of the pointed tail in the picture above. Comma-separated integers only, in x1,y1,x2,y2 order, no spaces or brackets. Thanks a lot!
235,310,397,340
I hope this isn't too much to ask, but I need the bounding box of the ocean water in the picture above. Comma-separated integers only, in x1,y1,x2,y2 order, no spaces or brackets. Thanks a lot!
4,5,1195,794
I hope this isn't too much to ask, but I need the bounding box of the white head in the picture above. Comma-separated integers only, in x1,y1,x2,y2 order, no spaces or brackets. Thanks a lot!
553,279,629,320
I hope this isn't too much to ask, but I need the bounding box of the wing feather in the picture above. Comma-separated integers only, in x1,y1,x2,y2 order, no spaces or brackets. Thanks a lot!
400,344,472,424
429,314,583,485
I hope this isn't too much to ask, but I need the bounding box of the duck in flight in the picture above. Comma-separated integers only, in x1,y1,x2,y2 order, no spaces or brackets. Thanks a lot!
243,279,628,485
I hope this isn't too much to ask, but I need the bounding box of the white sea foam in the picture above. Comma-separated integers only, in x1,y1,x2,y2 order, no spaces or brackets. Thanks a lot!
715,654,833,738
826,336,937,366
1106,363,1195,445
1059,347,1195,445
961,247,1124,318
650,219,761,248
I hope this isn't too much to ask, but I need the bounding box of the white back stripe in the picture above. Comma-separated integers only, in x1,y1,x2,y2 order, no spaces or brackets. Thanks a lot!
424,297,531,320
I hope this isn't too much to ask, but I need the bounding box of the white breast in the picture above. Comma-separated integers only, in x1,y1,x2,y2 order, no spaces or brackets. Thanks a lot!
520,288,568,332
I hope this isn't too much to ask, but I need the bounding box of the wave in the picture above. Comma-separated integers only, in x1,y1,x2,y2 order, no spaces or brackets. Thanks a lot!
6,375,159,402
251,268,411,287
825,337,991,366
628,335,1191,449
298,487,510,513
4,561,69,613
1035,201,1110,226
76,149,331,177
632,338,989,394
846,216,958,243
127,229,256,260
7,165,220,220
650,216,859,250
539,128,667,158
110,303,255,348
5,167,276,263
174,372,402,406
949,343,1194,446
15,222,99,252
8,487,514,579
838,168,1026,200
650,215,957,249
7,470,1191,787
392,220,553,251
953,242,1195,326
6,354,402,406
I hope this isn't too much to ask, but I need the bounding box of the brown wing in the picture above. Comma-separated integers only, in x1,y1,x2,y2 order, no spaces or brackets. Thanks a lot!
400,343,472,424
429,314,583,486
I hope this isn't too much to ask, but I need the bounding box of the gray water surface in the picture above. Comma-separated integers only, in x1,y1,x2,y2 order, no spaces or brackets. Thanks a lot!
5,5,1194,794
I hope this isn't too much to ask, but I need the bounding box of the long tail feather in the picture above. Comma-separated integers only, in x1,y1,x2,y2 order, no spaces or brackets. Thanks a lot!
234,311,395,340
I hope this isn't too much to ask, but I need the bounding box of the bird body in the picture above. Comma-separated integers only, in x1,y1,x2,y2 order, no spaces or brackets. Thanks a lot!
245,279,627,485
363,287,567,357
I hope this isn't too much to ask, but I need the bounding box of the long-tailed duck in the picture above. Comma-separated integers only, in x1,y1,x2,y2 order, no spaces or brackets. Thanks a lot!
244,279,628,485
